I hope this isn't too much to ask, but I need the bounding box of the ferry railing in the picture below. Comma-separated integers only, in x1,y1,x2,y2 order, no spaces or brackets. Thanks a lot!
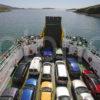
0,43,21,71
66,35,100,56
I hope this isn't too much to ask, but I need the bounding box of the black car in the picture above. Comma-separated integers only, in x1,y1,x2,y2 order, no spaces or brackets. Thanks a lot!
12,62,29,86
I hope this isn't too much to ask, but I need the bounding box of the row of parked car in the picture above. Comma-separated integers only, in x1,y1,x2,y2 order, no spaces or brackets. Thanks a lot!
66,57,95,100
66,57,100,100
28,56,71,100
0,62,31,100
0,59,95,100
1,47,100,100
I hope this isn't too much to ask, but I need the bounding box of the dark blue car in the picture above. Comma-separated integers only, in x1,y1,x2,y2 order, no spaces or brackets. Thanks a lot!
43,48,53,61
21,78,37,100
67,58,81,78
43,48,53,56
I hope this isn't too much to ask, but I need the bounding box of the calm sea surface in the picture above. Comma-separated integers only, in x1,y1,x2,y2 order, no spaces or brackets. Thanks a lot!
0,9,100,53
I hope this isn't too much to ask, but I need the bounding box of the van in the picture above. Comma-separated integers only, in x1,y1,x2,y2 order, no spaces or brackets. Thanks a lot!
55,60,68,85
12,62,29,86
29,57,42,76
42,62,52,81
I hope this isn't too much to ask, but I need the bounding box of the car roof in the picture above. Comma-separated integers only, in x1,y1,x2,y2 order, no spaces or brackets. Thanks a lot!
25,78,37,86
70,63,80,72
43,65,51,74
41,81,53,89
56,48,63,55
29,58,41,70
43,48,53,56
21,89,33,100
13,64,26,77
72,80,87,89
43,51,53,56
57,64,68,77
1,87,18,97
56,87,70,97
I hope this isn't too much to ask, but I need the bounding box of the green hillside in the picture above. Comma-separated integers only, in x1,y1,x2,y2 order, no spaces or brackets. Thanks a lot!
76,4,100,14
0,4,19,12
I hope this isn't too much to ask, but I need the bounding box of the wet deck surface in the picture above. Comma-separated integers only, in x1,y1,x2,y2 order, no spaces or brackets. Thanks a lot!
6,56,92,100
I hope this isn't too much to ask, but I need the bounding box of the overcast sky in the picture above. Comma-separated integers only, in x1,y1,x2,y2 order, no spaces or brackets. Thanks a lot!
0,0,100,9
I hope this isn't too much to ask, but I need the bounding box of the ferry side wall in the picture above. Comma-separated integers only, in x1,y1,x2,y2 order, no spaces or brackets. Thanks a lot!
0,46,23,95
83,49,100,77
63,41,100,77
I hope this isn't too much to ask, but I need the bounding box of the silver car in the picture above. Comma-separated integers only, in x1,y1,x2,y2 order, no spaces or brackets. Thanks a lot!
72,79,94,100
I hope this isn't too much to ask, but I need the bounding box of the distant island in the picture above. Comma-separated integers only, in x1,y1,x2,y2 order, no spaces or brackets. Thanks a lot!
42,7,55,9
75,4,100,17
0,4,55,13
0,4,23,12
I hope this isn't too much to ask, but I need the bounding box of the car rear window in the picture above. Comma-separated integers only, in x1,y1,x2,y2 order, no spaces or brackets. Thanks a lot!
58,96,70,100
76,87,90,94
43,74,51,78
41,87,52,92
58,77,68,80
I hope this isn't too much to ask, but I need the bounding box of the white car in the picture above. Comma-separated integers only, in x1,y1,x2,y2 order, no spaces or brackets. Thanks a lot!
56,86,72,100
55,60,68,85
42,62,52,81
29,56,42,75
72,79,94,100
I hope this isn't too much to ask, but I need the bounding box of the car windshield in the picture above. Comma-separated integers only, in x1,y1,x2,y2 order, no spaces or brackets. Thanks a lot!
41,87,52,92
43,74,51,78
24,84,35,90
58,96,70,100
57,62,64,65
76,87,90,94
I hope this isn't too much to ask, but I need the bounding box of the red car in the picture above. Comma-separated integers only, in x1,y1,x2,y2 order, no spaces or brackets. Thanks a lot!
82,69,100,99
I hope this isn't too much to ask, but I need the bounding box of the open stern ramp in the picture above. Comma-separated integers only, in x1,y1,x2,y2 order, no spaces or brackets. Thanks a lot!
42,16,64,49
